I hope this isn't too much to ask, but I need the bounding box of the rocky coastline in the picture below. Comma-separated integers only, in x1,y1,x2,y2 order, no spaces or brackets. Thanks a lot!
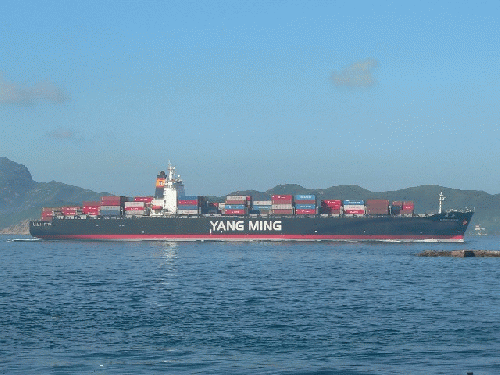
417,250,500,257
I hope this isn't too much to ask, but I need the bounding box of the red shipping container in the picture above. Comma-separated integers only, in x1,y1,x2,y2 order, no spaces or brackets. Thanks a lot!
125,206,144,211
271,196,293,204
134,196,154,203
322,200,342,206
41,212,54,217
225,200,246,205
62,206,80,211
321,207,342,214
367,208,389,214
151,205,163,210
224,209,246,215
392,201,403,207
62,210,78,216
294,200,316,204
272,195,292,200
344,209,365,214
296,209,316,215
83,206,100,211
101,196,121,202
83,201,100,208
271,209,294,214
402,205,414,210
366,200,389,207
101,199,122,205
178,200,198,205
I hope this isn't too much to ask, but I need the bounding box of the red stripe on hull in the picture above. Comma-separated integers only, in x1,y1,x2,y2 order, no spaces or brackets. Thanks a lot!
36,234,465,242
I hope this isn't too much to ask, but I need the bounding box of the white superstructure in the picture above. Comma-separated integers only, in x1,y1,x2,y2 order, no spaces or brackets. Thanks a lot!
151,162,185,215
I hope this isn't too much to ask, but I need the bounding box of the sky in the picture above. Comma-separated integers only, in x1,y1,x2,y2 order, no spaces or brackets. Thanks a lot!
1,0,499,197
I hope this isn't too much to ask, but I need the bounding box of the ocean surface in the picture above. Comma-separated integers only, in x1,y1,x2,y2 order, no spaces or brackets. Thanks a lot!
1,236,499,375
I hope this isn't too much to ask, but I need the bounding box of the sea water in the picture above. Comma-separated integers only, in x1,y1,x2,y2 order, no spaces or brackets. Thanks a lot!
1,236,499,375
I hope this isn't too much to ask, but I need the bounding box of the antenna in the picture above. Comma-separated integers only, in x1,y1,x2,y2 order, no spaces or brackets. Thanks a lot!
438,191,446,214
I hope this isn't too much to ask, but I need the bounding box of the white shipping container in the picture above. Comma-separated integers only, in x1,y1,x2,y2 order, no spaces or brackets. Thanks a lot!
253,200,272,205
271,204,294,210
125,211,145,216
125,202,145,208
342,204,365,211
226,195,247,201
177,209,199,215
101,205,122,210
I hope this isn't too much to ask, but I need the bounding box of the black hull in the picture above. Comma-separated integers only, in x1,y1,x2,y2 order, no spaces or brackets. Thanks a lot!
30,211,473,242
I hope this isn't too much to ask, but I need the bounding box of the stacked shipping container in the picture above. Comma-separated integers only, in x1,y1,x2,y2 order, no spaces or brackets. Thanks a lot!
391,201,402,215
37,193,417,220
223,195,249,215
295,194,317,215
321,200,342,215
401,201,414,216
134,196,154,205
82,201,100,216
271,195,293,215
251,200,272,215
41,207,61,221
100,196,126,216
124,201,146,216
207,202,219,214
366,200,389,215
61,206,82,216
177,195,201,215
343,200,365,215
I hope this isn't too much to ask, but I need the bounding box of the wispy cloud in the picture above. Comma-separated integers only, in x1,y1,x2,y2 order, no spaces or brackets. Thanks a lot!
331,58,378,88
46,129,75,140
0,73,69,105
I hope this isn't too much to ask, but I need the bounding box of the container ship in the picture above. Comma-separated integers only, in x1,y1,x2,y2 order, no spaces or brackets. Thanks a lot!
29,163,473,242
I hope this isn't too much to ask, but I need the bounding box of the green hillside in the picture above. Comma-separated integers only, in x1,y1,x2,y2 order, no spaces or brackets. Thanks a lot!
0,157,109,230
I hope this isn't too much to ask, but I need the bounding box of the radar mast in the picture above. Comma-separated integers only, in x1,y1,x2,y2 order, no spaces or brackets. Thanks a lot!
438,192,446,214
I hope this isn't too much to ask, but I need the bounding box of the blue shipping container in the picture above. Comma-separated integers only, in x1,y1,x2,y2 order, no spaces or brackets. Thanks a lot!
101,210,121,216
225,204,246,210
179,195,198,200
295,204,316,209
343,200,364,205
249,209,270,214
295,194,316,200
177,205,198,210
252,205,272,210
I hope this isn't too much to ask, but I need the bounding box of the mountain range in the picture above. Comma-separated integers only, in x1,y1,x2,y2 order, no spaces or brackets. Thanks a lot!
1,157,498,234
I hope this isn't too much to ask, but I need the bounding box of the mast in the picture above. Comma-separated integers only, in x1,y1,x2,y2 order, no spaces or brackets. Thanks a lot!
438,191,445,214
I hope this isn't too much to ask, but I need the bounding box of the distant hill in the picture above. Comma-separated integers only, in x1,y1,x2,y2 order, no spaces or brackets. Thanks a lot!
1,157,499,235
227,185,499,235
0,157,110,231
